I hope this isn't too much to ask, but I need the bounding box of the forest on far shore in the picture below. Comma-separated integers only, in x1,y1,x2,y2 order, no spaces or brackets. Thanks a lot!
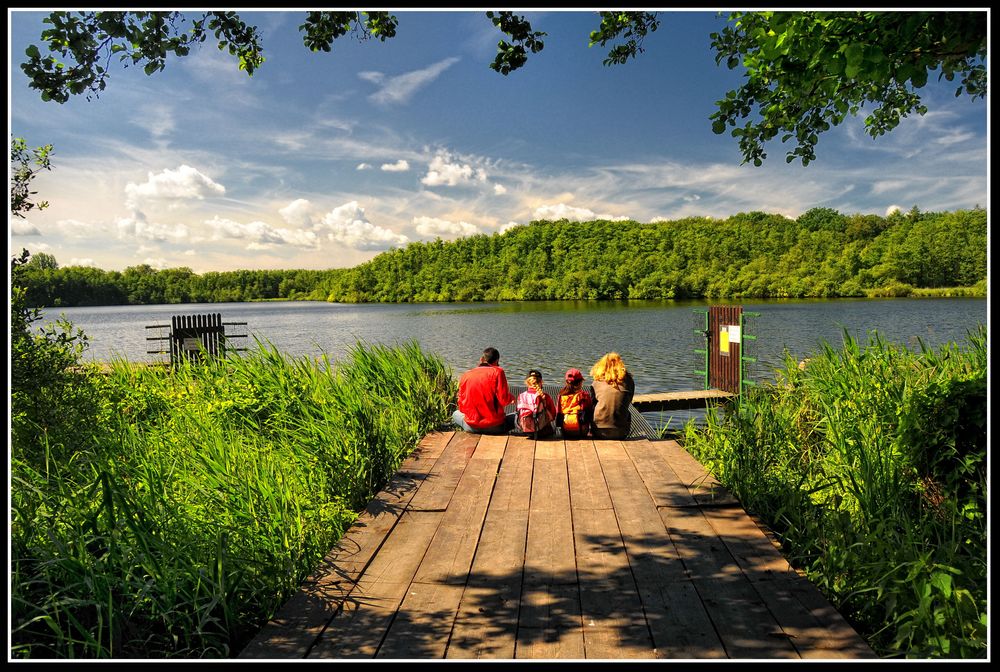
19,206,987,308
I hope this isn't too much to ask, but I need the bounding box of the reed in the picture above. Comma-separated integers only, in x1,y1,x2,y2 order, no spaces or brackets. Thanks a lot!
10,339,456,658
683,325,987,658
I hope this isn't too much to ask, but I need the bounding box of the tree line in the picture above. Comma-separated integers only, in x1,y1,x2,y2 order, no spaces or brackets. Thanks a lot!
19,206,986,308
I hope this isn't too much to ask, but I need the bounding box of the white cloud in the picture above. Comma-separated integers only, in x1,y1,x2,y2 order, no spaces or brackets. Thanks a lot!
205,215,320,249
278,198,315,228
533,203,631,222
320,201,410,250
130,104,175,143
142,258,169,270
356,163,372,170
68,258,97,267
499,220,521,233
885,204,903,216
116,215,190,243
422,152,488,187
11,219,40,236
363,57,461,105
55,218,104,238
413,215,480,239
124,165,226,210
381,159,410,172
493,183,507,195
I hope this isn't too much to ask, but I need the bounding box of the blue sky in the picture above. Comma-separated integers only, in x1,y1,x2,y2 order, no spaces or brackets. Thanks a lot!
8,9,989,273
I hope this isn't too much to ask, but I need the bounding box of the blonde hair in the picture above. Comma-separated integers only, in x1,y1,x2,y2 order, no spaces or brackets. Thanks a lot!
525,372,544,394
590,352,627,388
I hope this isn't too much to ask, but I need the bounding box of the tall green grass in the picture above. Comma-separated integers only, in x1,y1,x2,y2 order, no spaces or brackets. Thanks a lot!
683,325,987,658
10,339,455,658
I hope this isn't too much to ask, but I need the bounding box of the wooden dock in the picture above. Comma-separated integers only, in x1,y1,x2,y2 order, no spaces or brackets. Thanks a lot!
632,388,735,412
239,431,874,660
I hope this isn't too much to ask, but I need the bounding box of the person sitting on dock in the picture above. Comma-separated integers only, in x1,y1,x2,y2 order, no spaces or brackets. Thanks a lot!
557,368,593,438
589,352,635,439
452,346,515,434
514,369,557,439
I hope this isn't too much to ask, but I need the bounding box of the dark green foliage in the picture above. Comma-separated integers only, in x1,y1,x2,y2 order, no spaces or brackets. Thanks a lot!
486,11,546,75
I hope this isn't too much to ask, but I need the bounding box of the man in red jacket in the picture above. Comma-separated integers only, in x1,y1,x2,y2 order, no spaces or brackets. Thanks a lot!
453,346,515,433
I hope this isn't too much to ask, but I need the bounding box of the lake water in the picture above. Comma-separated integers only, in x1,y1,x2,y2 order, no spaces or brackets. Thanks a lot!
40,297,987,432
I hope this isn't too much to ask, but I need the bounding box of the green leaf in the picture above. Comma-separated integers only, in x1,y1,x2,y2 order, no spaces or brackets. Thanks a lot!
25,45,40,59
930,571,953,598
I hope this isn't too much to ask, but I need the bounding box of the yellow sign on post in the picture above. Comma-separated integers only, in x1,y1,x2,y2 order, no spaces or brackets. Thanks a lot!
719,328,730,356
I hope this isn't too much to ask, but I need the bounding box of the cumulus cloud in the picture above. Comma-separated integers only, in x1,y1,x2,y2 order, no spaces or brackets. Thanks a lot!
319,201,410,250
205,215,320,249
68,258,97,267
116,214,190,243
533,203,631,222
278,198,314,228
381,159,410,172
124,165,225,210
356,162,372,170
362,57,461,105
499,220,521,233
885,204,904,216
413,215,480,239
11,219,40,236
422,152,488,187
493,183,507,195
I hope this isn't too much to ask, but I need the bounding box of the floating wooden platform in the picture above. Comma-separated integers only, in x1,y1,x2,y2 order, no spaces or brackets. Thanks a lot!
632,388,735,412
239,431,874,660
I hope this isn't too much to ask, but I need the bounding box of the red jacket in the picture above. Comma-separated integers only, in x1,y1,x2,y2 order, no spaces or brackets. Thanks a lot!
457,364,514,429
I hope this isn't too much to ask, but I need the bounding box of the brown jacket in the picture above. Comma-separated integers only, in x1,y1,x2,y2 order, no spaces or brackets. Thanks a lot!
591,372,635,438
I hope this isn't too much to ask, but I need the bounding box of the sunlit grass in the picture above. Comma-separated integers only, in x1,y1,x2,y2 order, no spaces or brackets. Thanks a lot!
683,325,987,658
10,339,455,658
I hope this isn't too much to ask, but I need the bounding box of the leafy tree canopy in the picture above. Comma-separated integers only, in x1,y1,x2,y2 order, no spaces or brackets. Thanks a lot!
10,136,53,218
18,10,987,165
709,11,987,165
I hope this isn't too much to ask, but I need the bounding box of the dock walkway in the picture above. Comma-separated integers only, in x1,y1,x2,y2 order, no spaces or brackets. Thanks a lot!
240,431,874,660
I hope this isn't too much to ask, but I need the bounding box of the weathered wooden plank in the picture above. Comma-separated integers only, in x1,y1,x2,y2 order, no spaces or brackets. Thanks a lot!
624,438,699,508
565,439,613,510
649,439,740,507
596,441,723,657
447,583,521,659
516,582,585,659
376,582,466,658
471,432,507,461
524,440,576,585
488,435,534,512
308,511,442,658
573,506,654,659
638,582,727,659
518,439,584,658
448,507,529,659
700,505,875,658
632,389,734,412
657,506,799,659
412,448,501,585
407,430,479,511
308,598,397,658
596,444,688,585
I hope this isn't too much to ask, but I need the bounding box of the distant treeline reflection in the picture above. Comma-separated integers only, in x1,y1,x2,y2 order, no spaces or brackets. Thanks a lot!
21,207,986,308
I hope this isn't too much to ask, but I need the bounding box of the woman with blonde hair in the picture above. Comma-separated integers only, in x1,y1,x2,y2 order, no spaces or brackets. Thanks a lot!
589,352,635,439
